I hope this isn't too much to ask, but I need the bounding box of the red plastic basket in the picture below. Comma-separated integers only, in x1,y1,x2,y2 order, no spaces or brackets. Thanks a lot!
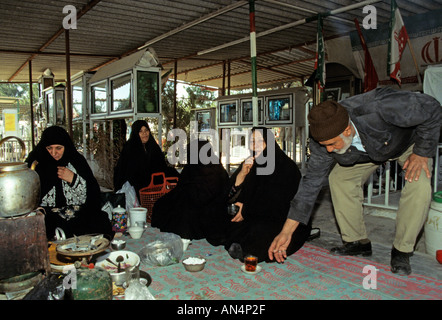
139,172,178,222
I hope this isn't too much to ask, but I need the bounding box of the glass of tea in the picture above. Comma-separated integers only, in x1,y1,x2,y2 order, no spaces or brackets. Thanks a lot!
244,255,258,272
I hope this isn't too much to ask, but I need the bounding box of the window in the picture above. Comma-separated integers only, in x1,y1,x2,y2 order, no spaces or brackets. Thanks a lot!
137,71,159,113
267,95,291,122
72,83,83,119
241,99,263,124
111,73,131,112
91,82,107,114
219,100,238,125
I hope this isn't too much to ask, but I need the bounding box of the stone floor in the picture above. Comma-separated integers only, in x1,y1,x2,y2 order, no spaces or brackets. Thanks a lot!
307,186,442,280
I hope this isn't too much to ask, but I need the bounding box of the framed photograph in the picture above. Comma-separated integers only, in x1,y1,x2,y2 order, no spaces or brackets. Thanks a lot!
340,92,350,100
324,88,341,102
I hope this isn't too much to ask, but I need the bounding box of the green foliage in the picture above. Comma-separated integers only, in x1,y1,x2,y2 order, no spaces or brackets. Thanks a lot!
160,81,217,151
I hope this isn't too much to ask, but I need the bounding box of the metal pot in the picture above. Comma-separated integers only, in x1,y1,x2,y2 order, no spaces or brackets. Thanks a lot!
0,136,40,218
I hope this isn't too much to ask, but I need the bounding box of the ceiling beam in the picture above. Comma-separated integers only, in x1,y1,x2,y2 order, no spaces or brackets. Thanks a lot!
197,0,382,56
0,49,117,58
137,0,248,51
88,1,249,72
8,0,103,82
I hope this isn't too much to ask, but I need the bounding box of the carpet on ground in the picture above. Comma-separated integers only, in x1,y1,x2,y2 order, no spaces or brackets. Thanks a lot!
120,225,442,300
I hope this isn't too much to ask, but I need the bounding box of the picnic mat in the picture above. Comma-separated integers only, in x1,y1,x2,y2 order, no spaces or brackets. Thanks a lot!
120,225,442,300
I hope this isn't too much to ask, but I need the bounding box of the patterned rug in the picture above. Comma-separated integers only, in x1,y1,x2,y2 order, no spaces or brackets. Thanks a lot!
120,226,442,300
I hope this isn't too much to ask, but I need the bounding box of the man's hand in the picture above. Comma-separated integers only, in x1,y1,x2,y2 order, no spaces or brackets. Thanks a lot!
268,219,299,263
402,153,430,182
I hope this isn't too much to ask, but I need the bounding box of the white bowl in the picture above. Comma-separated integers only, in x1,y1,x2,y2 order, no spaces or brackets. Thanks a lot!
95,250,140,286
128,226,144,239
182,256,206,272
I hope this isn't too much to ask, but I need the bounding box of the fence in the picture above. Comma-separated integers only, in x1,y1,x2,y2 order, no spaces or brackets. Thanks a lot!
0,137,32,162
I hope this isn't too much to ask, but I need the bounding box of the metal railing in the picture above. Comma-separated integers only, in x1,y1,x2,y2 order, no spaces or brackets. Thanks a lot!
0,138,33,162
364,144,442,210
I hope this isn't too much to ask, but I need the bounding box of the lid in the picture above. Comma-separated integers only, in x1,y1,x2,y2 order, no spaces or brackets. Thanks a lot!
0,162,28,172
433,191,442,203
112,205,126,213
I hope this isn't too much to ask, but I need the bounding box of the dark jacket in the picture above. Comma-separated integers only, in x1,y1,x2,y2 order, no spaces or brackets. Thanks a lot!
288,87,441,225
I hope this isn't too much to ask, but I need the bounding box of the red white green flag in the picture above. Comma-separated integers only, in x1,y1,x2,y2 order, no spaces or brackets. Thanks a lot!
314,15,325,89
387,0,409,85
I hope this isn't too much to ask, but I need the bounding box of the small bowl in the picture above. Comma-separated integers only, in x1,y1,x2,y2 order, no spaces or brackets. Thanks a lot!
128,226,144,239
182,256,206,272
95,250,140,286
111,239,126,250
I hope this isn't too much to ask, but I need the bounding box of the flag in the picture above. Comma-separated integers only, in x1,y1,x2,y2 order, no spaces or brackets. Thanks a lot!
354,18,379,92
387,0,409,85
314,14,325,89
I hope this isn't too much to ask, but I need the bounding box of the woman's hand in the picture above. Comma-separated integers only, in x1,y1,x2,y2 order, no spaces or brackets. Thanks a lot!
57,166,75,184
235,157,254,186
231,202,244,222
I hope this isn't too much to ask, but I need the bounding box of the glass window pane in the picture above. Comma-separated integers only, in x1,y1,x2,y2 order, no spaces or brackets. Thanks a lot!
242,100,262,122
268,97,290,121
55,90,65,125
137,71,159,113
111,74,131,111
72,84,83,119
220,101,237,123
91,82,107,114
46,92,54,124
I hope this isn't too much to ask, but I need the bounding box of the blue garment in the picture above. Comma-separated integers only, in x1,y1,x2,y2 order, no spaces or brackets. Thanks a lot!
350,121,366,152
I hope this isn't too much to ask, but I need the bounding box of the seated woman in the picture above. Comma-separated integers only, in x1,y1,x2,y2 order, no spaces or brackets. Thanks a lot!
151,139,230,246
25,126,114,240
113,119,179,202
224,127,312,262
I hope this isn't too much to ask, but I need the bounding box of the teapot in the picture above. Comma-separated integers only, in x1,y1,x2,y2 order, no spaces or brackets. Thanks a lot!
0,136,40,218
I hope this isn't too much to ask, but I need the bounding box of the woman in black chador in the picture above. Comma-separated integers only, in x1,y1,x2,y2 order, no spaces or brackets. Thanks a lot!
25,126,114,240
151,139,230,246
113,119,179,202
225,127,311,262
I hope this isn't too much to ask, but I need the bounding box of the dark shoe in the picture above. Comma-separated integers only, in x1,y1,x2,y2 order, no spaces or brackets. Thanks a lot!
391,247,412,276
330,240,372,256
227,243,243,260
307,228,321,241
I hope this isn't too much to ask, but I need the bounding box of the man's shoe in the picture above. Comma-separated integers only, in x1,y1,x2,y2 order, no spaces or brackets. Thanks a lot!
330,240,372,256
391,247,412,276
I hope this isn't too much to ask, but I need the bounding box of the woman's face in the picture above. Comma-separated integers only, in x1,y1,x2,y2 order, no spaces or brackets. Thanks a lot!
46,144,65,161
139,126,150,144
251,130,266,157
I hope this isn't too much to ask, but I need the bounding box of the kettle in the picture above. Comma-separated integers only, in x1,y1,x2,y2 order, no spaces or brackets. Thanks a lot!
0,136,40,218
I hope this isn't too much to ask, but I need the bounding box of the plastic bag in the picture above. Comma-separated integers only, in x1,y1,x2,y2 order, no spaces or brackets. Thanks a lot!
116,181,140,212
138,233,183,266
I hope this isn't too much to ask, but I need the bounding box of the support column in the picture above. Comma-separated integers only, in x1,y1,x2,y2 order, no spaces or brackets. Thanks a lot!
65,29,73,138
249,0,258,127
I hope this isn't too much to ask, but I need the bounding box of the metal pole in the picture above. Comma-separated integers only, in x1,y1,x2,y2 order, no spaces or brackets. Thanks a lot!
227,60,231,96
28,60,35,148
198,0,381,56
173,59,178,129
222,60,226,96
249,0,258,127
65,29,73,138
